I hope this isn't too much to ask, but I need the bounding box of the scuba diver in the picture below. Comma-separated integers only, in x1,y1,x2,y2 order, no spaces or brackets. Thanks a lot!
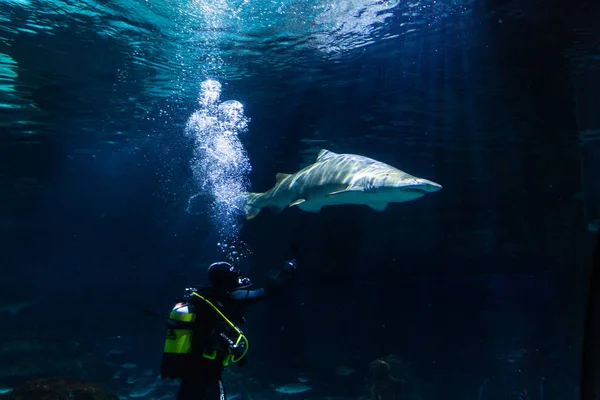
161,258,297,400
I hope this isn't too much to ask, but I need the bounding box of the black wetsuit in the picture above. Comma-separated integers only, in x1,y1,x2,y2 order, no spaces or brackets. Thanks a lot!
162,270,292,400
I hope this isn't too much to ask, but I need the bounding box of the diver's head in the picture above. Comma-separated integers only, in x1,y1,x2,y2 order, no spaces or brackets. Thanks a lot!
207,261,251,290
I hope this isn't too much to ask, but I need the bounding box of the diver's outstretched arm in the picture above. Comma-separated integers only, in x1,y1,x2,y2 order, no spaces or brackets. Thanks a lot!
230,260,296,306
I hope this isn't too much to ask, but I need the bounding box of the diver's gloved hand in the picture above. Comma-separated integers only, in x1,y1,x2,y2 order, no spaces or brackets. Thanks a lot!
282,259,297,275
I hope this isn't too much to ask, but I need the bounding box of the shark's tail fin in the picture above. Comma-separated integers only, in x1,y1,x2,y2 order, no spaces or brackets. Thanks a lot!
243,192,264,220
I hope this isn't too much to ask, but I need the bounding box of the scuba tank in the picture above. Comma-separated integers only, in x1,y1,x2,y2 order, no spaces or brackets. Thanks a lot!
161,299,198,380
164,302,196,355
160,288,249,380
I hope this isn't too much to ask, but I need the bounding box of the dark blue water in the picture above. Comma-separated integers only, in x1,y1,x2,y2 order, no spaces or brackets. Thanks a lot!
1,0,599,399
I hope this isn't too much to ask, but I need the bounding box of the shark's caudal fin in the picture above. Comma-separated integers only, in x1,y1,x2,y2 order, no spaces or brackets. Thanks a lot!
243,192,264,220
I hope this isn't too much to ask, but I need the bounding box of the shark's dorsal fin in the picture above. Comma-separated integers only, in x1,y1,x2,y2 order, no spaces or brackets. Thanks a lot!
275,173,292,183
317,149,337,162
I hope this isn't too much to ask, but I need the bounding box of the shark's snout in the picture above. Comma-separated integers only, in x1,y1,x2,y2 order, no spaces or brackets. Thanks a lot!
422,180,442,192
403,178,442,193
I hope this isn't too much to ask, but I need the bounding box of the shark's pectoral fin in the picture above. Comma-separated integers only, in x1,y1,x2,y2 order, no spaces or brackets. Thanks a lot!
326,188,363,197
289,198,306,207
368,202,388,212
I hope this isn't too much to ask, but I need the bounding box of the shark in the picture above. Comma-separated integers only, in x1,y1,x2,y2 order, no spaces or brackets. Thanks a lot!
243,149,442,219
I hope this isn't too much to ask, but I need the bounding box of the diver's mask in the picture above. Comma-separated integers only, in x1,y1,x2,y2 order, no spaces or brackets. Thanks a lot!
226,263,252,288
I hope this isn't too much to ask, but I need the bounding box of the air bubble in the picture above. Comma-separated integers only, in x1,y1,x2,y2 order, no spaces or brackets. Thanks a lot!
185,79,252,259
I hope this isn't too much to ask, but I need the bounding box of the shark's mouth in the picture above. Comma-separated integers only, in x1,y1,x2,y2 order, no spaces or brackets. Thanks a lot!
405,188,429,194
